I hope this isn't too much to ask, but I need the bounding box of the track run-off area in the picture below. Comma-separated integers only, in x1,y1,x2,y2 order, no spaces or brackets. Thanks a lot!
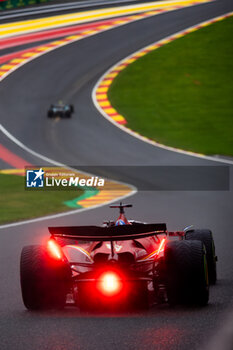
0,0,233,350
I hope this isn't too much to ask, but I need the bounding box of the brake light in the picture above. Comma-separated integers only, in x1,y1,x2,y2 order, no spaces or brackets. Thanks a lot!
47,239,63,260
98,272,123,296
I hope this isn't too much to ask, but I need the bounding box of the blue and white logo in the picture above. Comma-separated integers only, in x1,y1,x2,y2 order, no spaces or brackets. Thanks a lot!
115,219,126,226
26,168,44,188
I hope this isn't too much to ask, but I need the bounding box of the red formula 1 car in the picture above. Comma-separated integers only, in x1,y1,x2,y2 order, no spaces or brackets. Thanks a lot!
20,204,217,311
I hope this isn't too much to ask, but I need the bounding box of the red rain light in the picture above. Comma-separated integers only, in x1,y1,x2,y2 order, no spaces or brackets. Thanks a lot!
47,239,62,260
98,272,123,296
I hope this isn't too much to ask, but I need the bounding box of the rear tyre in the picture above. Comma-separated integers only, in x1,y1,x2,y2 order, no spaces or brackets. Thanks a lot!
47,110,53,118
185,229,217,284
20,245,71,310
164,240,209,306
65,112,71,118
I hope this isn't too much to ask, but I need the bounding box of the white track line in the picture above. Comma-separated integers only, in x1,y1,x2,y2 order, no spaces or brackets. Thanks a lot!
0,120,136,230
92,13,233,166
0,190,136,230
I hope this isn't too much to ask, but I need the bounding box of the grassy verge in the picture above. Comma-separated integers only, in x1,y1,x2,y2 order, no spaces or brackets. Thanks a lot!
109,17,233,156
0,174,84,225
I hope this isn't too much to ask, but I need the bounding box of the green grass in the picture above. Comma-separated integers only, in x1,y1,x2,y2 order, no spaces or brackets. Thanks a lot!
109,17,233,156
0,174,84,224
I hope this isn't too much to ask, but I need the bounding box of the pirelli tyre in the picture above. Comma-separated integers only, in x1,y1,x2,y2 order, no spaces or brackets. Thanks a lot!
65,111,71,118
164,240,209,306
20,245,71,310
185,229,217,284
47,110,53,118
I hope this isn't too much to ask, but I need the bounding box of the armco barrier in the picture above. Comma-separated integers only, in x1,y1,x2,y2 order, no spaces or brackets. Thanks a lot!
0,0,52,10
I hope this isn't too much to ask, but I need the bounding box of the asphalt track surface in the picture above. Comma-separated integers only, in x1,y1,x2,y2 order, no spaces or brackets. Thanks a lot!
0,0,233,349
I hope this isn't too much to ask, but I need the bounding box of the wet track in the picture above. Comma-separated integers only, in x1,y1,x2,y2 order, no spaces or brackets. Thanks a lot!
0,0,233,349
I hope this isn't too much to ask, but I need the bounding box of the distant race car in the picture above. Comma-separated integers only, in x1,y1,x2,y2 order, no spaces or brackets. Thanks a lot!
47,103,74,118
20,203,217,311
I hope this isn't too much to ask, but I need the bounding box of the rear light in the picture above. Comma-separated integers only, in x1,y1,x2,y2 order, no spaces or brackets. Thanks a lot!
97,271,123,296
47,239,63,260
157,238,166,255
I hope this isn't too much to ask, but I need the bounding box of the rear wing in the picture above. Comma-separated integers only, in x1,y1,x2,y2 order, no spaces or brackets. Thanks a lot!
48,223,167,241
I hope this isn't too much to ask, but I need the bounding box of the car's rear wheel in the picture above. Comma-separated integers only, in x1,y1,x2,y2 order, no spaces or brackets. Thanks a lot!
20,245,71,310
185,229,217,284
47,110,53,118
65,112,71,118
164,240,209,306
